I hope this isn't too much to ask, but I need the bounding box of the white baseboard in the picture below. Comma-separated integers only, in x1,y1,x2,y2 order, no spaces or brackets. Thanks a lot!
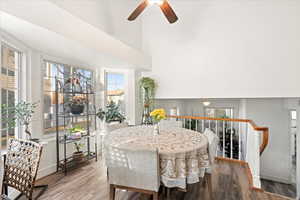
37,163,57,179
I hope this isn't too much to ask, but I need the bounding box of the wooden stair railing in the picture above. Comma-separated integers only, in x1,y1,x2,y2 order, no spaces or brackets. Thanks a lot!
167,115,269,156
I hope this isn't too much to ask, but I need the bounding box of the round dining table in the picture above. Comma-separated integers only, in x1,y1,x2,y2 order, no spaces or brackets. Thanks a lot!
104,125,210,189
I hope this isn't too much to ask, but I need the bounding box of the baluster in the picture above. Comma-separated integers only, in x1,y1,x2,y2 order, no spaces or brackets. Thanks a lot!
202,120,204,132
196,120,198,132
190,118,192,130
223,120,225,158
215,120,218,156
238,122,241,160
183,118,186,128
208,120,211,129
230,121,233,159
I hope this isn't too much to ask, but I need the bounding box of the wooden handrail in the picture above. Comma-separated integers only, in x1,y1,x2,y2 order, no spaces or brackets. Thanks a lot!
248,120,269,155
167,115,269,155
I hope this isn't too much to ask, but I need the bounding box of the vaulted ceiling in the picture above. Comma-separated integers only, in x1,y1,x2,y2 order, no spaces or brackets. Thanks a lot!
0,0,151,70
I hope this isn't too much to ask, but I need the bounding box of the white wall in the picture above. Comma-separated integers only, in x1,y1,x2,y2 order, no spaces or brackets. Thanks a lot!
155,98,240,117
142,0,300,98
243,99,290,183
49,0,143,50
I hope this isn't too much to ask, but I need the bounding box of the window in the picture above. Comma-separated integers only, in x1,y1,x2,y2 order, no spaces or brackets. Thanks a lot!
0,43,22,149
106,72,125,114
43,61,93,134
205,107,233,118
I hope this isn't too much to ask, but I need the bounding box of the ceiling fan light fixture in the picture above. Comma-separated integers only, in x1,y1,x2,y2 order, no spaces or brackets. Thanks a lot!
148,0,164,5
128,0,178,24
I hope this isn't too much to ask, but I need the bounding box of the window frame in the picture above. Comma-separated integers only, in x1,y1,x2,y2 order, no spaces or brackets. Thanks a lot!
41,59,95,135
105,71,126,115
0,42,24,149
102,68,129,121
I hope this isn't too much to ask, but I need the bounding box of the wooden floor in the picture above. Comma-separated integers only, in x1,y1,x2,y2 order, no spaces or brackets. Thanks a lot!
26,159,292,200
261,179,296,199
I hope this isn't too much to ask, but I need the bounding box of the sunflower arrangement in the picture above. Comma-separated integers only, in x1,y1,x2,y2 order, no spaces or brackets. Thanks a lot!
150,109,166,123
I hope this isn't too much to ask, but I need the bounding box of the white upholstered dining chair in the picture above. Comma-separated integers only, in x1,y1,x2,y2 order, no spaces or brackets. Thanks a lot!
106,146,160,200
106,122,129,133
101,122,129,158
203,128,220,200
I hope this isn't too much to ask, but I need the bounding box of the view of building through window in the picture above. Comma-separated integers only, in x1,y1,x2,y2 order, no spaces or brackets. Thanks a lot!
106,72,125,115
0,43,21,149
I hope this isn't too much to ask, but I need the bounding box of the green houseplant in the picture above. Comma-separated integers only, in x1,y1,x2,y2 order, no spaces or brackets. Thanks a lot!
96,101,125,123
139,77,156,124
73,142,85,163
1,101,38,141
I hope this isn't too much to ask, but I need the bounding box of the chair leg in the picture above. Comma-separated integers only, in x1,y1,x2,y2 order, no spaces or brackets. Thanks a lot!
163,186,167,198
14,184,48,200
166,188,171,200
153,192,158,200
34,184,48,199
106,169,109,181
109,185,115,200
205,173,213,200
2,184,8,196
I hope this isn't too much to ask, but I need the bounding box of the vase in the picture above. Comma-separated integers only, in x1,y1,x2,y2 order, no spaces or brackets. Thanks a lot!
153,123,160,136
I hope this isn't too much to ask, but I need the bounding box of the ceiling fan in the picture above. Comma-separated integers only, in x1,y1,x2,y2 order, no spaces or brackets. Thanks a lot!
128,0,178,24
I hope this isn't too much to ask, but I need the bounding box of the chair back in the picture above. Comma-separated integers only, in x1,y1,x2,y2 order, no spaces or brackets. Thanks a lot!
107,122,129,133
3,139,42,199
204,128,219,164
106,146,160,192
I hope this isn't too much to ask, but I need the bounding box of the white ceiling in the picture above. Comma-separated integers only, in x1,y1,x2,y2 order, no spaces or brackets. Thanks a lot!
1,12,128,68
0,0,151,70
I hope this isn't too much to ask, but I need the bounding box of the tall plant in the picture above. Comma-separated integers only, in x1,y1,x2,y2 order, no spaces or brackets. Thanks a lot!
139,77,156,124
139,77,156,107
1,101,38,139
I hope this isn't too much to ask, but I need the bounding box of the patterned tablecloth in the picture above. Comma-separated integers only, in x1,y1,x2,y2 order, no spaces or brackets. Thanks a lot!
105,125,210,189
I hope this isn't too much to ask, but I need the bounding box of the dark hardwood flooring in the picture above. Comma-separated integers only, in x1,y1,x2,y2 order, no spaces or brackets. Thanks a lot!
261,179,296,199
23,159,292,200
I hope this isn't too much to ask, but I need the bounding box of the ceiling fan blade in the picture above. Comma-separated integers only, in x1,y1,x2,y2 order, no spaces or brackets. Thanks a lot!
128,0,149,21
159,0,178,24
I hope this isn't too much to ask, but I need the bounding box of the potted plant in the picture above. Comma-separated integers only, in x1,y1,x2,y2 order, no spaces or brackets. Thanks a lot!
68,125,85,140
97,101,126,132
69,95,86,115
97,101,126,123
139,77,156,124
1,101,39,142
73,142,85,163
